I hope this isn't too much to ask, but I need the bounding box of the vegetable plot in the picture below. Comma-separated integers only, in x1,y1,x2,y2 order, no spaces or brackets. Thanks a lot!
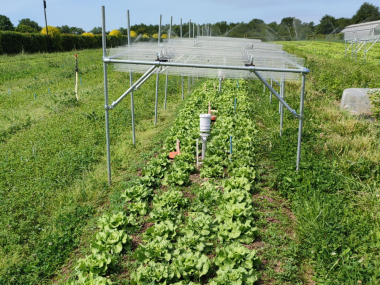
67,80,261,284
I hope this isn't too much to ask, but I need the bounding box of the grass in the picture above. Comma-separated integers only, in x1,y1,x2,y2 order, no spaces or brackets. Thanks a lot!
2,40,380,284
247,40,380,284
0,48,195,284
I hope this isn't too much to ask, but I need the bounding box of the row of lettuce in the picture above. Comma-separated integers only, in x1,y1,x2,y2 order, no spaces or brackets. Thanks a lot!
66,80,261,285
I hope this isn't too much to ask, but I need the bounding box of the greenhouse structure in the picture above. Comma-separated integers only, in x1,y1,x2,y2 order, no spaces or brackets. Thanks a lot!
342,20,380,61
100,6,309,185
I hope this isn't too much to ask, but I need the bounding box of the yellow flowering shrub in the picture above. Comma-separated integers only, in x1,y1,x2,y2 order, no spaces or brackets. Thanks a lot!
161,34,168,39
41,26,61,37
130,30,137,38
152,33,158,39
142,34,149,39
82,32,94,37
109,29,122,39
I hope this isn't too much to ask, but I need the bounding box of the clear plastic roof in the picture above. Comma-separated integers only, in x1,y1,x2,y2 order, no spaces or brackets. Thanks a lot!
108,36,305,81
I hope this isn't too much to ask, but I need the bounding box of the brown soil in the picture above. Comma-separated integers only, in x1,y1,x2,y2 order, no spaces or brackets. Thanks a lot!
140,221,154,233
189,172,203,184
266,217,281,224
182,190,196,201
131,235,142,250
243,241,265,251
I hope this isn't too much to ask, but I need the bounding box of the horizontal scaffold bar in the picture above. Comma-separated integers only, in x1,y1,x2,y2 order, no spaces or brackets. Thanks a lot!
103,58,310,74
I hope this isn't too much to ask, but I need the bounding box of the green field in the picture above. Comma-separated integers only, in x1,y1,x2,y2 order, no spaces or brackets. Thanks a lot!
1,41,380,284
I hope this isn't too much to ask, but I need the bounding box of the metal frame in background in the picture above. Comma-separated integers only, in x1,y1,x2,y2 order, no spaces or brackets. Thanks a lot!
344,37,380,63
101,6,309,185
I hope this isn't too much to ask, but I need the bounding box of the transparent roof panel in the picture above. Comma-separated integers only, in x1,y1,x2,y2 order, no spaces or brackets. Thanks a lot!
108,36,305,81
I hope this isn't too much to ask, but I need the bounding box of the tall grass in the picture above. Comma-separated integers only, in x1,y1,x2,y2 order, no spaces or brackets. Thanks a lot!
0,49,190,283
250,40,380,283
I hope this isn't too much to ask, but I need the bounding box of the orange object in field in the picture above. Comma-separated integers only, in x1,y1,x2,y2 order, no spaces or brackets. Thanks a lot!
168,139,180,159
211,115,217,121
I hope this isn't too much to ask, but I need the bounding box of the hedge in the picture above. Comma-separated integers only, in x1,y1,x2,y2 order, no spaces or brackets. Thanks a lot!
0,32,129,54
0,31,3,54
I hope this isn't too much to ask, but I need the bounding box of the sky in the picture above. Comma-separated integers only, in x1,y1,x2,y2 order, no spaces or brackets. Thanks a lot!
2,0,365,31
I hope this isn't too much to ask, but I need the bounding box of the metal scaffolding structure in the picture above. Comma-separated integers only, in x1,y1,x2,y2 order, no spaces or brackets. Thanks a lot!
342,20,380,63
101,6,310,185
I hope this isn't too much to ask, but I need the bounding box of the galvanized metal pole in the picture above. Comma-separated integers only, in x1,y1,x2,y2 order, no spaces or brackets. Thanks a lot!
181,72,184,100
169,16,172,40
296,74,306,171
345,40,347,58
270,78,272,104
180,18,183,100
155,15,162,125
101,6,111,185
164,16,172,110
158,15,162,44
164,70,168,110
155,68,159,125
280,78,285,136
127,10,136,145
189,19,191,39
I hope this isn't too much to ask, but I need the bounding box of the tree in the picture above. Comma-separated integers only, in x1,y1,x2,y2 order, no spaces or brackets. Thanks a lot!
352,2,380,24
109,29,122,38
15,25,37,33
57,25,71,33
18,18,41,31
0,15,14,31
90,27,102,34
119,27,128,35
57,25,84,35
315,15,336,34
69,27,85,35
41,26,61,37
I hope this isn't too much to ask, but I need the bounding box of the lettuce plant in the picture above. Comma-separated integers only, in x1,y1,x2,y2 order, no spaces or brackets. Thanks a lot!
143,220,178,242
75,252,116,276
91,229,132,255
214,242,261,270
97,212,137,233
130,261,173,285
135,236,174,263
121,184,152,202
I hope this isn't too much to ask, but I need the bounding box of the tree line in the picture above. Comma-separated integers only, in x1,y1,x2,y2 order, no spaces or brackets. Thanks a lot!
1,2,379,40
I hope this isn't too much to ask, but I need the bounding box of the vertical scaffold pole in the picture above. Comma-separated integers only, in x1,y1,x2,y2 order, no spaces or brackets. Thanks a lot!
155,15,161,125
127,10,136,145
180,18,182,38
101,6,111,185
155,68,159,125
270,78,272,104
181,72,184,100
180,18,184,100
280,77,285,136
164,16,172,110
296,74,306,171
164,70,169,110
158,15,162,45
345,40,347,58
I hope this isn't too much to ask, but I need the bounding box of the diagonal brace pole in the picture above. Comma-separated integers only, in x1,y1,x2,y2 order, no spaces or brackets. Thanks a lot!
253,70,300,118
109,65,156,109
